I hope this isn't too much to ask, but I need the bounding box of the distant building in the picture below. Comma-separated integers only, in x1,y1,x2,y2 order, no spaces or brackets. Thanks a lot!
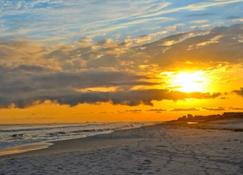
176,112,243,122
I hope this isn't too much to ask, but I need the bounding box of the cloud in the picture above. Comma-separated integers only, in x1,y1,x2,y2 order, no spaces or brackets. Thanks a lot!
140,24,243,66
0,65,155,96
0,0,62,11
185,0,243,11
1,0,242,42
6,24,240,72
147,108,167,113
229,107,243,110
188,35,223,50
0,61,222,108
187,13,215,18
0,61,219,108
191,20,209,24
124,109,142,113
203,107,225,111
0,0,172,42
0,24,242,108
87,24,243,70
0,89,221,108
0,40,59,69
234,88,243,96
171,108,199,112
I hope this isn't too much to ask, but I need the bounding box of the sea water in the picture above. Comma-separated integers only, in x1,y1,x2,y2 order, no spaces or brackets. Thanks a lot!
0,122,152,155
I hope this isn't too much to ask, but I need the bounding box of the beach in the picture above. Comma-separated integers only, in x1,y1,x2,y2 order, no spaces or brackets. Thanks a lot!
0,122,243,175
1,1,243,174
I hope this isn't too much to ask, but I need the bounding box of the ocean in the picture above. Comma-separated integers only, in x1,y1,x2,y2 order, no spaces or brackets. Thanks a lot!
0,122,153,156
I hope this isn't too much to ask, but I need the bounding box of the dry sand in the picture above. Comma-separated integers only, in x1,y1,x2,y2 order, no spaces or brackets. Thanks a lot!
0,123,243,175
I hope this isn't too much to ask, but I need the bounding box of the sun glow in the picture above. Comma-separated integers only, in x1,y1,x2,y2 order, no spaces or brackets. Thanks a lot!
167,71,209,93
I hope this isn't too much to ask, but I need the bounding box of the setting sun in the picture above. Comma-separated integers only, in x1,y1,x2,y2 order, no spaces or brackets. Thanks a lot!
169,71,209,93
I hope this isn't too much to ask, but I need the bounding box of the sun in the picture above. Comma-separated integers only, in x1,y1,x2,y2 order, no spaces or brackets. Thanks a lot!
166,71,209,93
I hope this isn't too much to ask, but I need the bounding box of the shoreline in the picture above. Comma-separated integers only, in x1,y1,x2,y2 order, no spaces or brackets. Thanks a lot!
0,142,53,157
2,120,243,158
0,122,162,158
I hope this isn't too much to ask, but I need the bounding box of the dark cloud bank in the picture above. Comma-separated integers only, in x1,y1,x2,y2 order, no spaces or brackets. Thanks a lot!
0,88,220,108
0,66,220,108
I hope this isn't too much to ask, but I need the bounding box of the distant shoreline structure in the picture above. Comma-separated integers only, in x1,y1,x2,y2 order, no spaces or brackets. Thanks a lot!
174,112,243,123
168,112,243,132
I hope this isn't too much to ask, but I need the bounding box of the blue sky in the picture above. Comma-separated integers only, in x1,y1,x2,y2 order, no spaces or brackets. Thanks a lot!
0,0,243,43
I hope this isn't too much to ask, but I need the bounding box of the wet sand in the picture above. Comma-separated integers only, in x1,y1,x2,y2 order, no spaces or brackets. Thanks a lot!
0,123,243,175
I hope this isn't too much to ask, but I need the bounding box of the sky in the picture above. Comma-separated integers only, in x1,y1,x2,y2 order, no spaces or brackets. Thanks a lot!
0,0,243,123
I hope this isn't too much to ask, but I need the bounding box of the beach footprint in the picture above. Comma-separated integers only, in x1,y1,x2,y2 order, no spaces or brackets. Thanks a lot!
136,159,153,174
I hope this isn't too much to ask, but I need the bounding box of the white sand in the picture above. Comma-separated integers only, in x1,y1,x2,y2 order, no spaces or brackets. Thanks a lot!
0,124,243,175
